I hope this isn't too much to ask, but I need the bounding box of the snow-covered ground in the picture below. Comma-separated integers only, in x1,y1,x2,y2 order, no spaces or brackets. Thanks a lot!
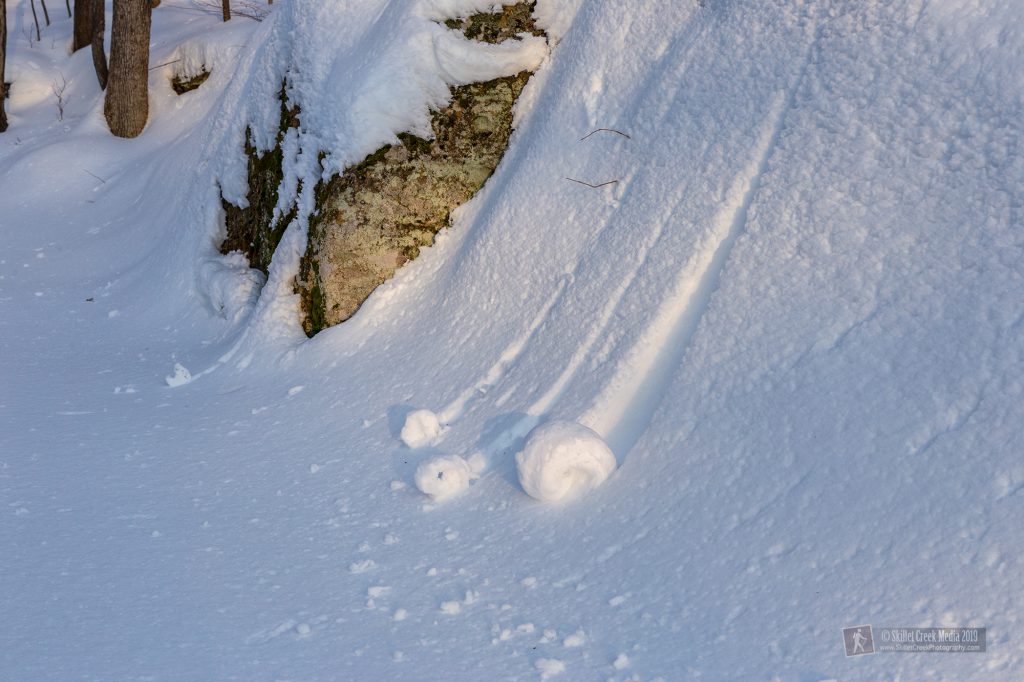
2,0,1023,679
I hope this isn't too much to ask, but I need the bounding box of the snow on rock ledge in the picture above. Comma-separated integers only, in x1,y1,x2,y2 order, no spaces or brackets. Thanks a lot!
515,421,617,503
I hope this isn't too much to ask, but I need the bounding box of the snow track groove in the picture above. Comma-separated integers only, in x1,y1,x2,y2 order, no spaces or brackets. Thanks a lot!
433,274,572,433
582,32,819,457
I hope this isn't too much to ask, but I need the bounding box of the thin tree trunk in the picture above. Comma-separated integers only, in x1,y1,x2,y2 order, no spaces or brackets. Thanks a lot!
91,0,106,89
41,0,51,25
221,0,229,22
104,0,151,137
29,0,41,42
73,0,94,52
0,0,7,133
66,0,72,19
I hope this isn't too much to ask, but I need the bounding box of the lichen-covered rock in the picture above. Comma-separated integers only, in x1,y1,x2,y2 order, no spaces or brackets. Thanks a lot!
444,1,544,44
297,73,530,334
296,2,544,335
171,69,210,95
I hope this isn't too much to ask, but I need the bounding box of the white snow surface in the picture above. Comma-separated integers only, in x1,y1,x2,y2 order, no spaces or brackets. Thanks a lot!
2,0,1024,680
516,421,617,502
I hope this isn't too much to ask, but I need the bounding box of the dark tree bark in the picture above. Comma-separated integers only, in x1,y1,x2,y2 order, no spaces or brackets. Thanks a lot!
73,0,93,52
0,0,7,133
221,0,229,22
29,0,41,42
90,0,107,89
66,0,72,19
41,0,51,26
104,0,151,138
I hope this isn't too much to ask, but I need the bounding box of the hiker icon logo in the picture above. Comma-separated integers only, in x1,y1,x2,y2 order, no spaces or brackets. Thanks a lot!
843,625,875,656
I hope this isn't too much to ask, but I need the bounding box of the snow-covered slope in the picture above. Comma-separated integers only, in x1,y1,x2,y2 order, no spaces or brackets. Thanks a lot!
2,0,1023,679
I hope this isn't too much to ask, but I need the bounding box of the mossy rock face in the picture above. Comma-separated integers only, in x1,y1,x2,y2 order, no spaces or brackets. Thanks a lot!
220,89,300,274
171,70,210,95
296,2,544,335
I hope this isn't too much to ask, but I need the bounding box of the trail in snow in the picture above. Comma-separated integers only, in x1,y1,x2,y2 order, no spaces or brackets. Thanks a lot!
434,273,572,431
465,16,819,467
581,31,819,457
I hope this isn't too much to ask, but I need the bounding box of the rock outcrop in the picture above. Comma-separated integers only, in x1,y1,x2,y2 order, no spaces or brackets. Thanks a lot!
218,2,545,335
295,2,544,335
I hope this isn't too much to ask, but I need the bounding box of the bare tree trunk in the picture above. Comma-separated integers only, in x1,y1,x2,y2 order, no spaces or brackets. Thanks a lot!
0,0,7,133
104,0,151,138
91,0,106,89
66,0,72,19
29,0,41,42
41,0,51,25
221,0,229,22
73,0,92,51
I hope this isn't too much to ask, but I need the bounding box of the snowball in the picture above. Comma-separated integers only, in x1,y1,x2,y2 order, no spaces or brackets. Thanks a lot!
534,658,566,679
563,629,585,647
165,363,192,387
515,421,617,502
414,455,472,500
400,409,442,448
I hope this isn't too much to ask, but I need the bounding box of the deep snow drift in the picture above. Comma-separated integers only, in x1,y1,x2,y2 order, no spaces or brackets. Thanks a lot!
2,0,1023,680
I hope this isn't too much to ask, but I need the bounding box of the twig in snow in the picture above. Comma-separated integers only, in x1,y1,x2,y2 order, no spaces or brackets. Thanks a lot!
149,58,182,71
565,177,619,189
579,128,631,141
52,73,68,121
82,168,108,184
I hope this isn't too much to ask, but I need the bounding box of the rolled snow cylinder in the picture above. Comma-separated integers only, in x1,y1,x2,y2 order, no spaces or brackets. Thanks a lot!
515,421,617,502
415,454,472,500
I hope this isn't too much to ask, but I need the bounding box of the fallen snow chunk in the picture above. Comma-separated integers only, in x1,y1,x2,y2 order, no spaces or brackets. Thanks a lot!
613,653,630,669
288,385,305,396
534,658,566,679
400,409,442,448
390,480,406,492
349,559,377,574
393,608,408,622
521,576,538,588
295,623,311,636
515,421,617,502
367,586,390,598
608,595,627,607
415,455,472,500
165,363,192,387
563,629,585,647
440,600,461,615
466,451,487,474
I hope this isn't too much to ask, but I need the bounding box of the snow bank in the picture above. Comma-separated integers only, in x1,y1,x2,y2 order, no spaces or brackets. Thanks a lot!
515,421,617,503
401,409,443,448
196,252,266,323
414,454,474,500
